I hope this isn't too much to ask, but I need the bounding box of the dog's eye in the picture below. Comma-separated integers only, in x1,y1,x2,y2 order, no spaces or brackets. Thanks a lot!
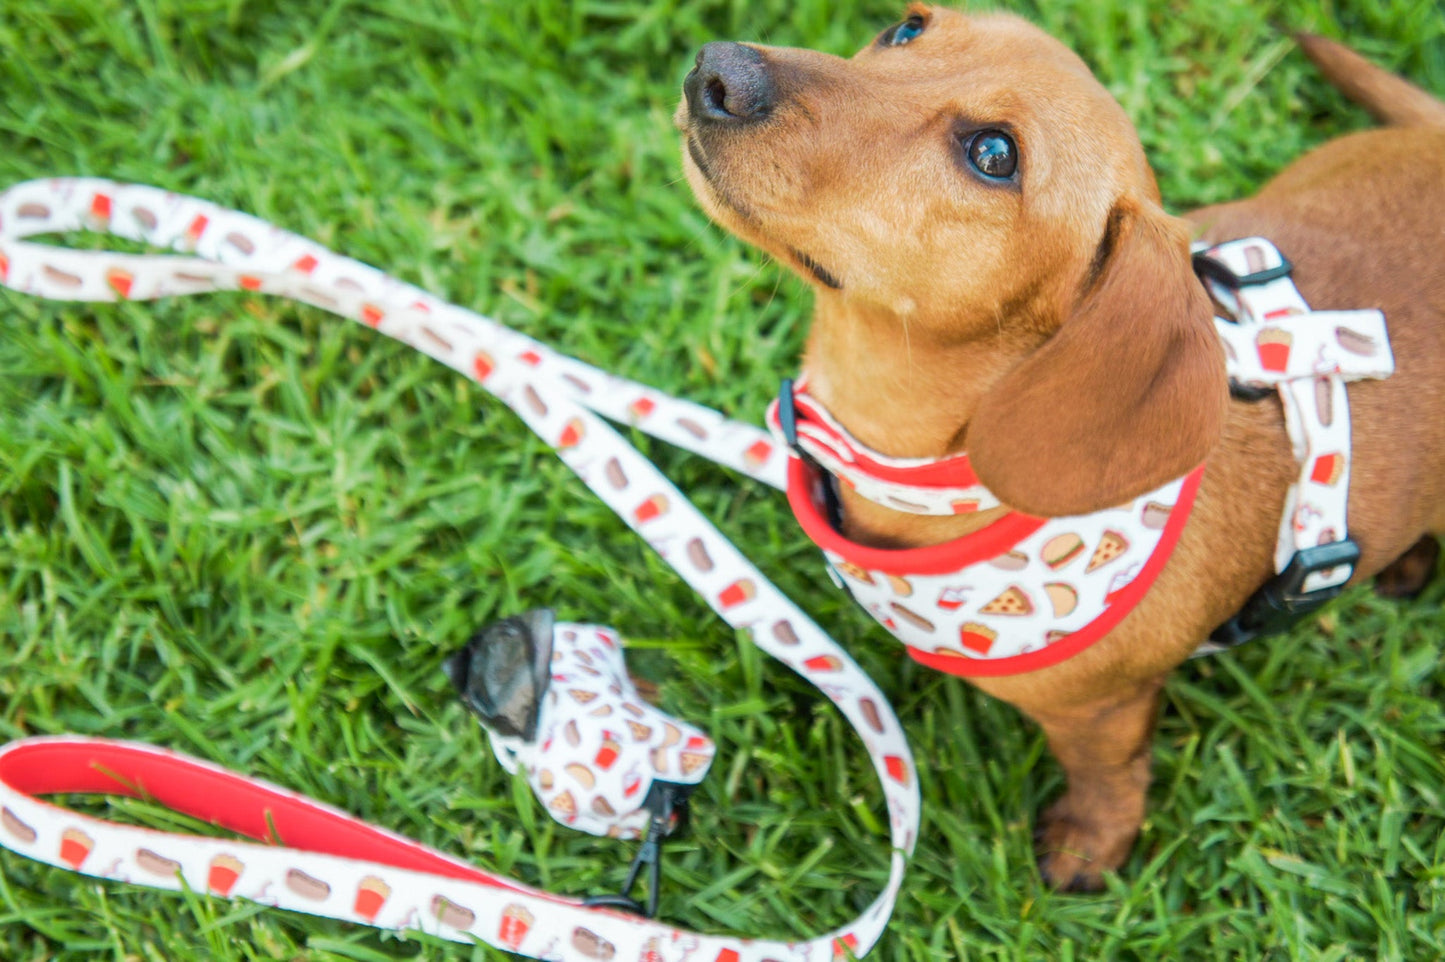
880,14,925,47
966,130,1018,180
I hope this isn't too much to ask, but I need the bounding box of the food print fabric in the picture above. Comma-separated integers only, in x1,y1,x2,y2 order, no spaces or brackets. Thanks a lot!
767,384,1005,517
486,623,715,840
769,379,1200,673
1200,237,1394,593
818,471,1198,670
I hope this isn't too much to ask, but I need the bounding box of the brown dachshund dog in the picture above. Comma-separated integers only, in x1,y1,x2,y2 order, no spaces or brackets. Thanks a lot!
676,4,1445,889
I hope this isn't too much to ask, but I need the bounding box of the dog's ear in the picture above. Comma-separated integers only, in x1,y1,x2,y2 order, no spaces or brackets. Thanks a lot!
966,200,1226,517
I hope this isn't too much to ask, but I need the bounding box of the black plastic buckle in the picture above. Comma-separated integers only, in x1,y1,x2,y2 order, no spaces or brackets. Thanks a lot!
1192,249,1293,403
776,378,844,531
582,781,692,918
1191,248,1294,291
1229,382,1275,403
777,377,804,459
1208,538,1361,648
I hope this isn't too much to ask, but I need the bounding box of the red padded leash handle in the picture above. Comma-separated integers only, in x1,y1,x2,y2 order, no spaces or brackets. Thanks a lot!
0,739,532,891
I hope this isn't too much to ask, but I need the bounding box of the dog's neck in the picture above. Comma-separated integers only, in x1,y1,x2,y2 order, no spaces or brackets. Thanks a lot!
800,296,1032,548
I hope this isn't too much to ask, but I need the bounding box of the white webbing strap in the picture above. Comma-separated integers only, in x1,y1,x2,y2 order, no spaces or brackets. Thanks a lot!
1200,237,1393,593
0,178,918,961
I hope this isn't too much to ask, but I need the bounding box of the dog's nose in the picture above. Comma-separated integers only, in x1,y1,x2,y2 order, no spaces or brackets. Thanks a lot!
684,42,775,123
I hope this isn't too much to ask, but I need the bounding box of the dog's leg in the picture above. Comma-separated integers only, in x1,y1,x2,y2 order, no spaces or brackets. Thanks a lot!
1025,678,1165,891
1373,534,1439,599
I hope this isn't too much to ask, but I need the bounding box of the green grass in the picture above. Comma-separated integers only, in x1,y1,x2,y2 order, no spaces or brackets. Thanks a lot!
2,0,1444,959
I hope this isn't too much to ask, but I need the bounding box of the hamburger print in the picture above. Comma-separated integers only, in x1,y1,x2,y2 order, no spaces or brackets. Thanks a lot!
1042,533,1085,569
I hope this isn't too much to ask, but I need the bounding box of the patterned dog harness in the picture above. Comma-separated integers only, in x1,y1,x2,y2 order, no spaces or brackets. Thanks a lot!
769,237,1394,675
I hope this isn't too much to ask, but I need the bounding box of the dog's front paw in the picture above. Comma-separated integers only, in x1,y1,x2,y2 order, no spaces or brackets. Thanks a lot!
1033,795,1140,891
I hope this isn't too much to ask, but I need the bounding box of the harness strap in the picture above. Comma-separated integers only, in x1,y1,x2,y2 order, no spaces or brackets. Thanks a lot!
1198,238,1393,593
0,178,918,961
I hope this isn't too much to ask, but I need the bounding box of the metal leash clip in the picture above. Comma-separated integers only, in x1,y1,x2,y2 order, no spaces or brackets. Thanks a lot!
445,609,714,917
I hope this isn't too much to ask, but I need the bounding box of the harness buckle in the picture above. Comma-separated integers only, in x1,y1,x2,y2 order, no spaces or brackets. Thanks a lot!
1193,248,1294,402
1208,538,1361,648
777,378,845,531
777,378,804,459
1191,248,1295,291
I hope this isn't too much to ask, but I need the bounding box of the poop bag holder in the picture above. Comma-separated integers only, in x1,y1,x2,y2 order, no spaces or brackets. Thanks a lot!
445,609,715,916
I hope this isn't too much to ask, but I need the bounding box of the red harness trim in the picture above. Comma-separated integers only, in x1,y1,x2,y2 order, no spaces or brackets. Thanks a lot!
786,456,1206,677
786,457,1045,576
909,466,1204,677
787,392,983,489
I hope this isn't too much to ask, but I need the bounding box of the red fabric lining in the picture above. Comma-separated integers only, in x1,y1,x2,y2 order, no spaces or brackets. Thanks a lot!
906,465,1205,677
786,456,1045,576
789,398,982,489
0,740,529,892
782,394,984,490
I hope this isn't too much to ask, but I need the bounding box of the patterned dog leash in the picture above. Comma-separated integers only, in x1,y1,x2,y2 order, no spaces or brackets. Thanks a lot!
0,178,919,960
